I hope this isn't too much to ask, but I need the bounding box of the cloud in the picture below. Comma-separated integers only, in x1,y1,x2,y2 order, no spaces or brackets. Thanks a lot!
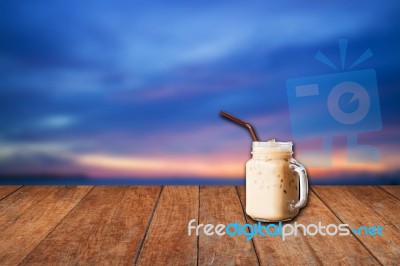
0,151,80,175
36,115,76,129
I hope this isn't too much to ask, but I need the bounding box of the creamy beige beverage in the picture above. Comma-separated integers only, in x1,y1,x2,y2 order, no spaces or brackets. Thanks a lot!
246,140,308,222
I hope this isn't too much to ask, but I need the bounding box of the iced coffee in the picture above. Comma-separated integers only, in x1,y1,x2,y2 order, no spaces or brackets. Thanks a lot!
246,140,308,222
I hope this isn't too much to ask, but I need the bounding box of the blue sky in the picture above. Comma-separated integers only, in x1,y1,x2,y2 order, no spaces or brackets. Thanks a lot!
1,1,399,184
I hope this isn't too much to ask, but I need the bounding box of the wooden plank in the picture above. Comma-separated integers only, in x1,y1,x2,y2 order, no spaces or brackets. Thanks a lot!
0,186,21,200
198,186,259,265
313,186,400,265
237,186,380,265
0,186,92,265
380,186,400,201
136,186,198,266
20,186,161,265
333,186,400,231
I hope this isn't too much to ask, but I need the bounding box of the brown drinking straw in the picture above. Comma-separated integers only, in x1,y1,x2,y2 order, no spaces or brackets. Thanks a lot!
220,111,259,141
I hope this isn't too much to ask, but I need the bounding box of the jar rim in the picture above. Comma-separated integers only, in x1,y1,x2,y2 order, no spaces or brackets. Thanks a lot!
252,140,293,152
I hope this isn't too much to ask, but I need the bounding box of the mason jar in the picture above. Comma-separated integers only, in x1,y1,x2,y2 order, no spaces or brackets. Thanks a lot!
246,140,308,222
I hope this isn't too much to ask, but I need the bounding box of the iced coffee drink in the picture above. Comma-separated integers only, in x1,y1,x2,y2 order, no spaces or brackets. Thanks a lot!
246,140,308,222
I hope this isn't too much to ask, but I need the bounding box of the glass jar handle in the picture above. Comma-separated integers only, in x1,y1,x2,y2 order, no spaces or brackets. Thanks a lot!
289,159,308,212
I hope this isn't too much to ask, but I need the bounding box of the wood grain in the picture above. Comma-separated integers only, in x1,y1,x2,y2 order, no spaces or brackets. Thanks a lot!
313,186,400,265
0,186,21,200
20,186,161,265
1,185,399,265
380,186,400,201
137,186,198,266
198,186,259,265
0,186,92,265
237,186,380,265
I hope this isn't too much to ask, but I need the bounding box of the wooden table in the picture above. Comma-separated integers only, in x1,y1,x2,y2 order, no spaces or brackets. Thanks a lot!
0,186,399,265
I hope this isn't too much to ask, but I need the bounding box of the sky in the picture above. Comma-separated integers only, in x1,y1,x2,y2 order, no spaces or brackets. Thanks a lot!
0,1,400,184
